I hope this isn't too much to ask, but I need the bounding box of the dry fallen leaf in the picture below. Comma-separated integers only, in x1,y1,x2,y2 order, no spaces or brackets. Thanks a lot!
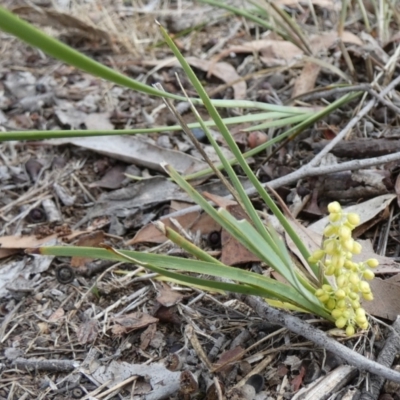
292,61,321,98
140,323,157,351
90,165,127,189
48,135,205,174
77,319,99,345
48,307,65,322
363,278,400,321
184,57,246,100
140,57,247,100
128,211,220,245
202,193,261,265
156,283,185,307
213,346,246,373
111,312,158,336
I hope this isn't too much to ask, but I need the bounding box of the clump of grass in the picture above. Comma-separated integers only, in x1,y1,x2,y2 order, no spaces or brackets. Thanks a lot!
0,4,378,336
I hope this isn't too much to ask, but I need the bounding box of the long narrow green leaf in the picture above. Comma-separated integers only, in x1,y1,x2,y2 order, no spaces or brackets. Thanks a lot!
217,209,322,308
0,111,310,142
163,164,330,318
183,92,360,181
159,24,280,250
34,245,330,315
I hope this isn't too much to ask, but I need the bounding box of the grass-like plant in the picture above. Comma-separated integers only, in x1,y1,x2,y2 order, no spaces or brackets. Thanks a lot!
0,5,377,335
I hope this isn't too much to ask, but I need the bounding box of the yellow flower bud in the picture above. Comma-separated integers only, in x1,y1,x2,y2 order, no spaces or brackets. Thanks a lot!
355,308,366,317
344,260,354,269
347,213,360,226
331,309,343,319
325,265,335,275
326,298,336,310
315,289,324,298
324,240,337,255
329,213,342,222
355,315,367,325
322,284,332,292
349,273,360,285
346,325,355,336
342,309,351,319
349,292,359,300
311,249,325,261
363,270,375,280
324,224,338,237
358,321,369,330
337,299,346,309
335,316,347,328
352,241,362,255
359,281,371,293
366,258,379,268
343,238,354,252
362,292,374,301
319,294,330,303
337,275,347,288
328,201,341,213
339,226,351,240
351,300,360,309
335,289,346,299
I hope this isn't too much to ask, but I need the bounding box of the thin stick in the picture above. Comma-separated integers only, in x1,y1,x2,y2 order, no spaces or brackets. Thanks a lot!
240,295,400,384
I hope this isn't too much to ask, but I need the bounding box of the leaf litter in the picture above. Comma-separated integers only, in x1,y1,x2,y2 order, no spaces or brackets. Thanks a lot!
2,0,400,398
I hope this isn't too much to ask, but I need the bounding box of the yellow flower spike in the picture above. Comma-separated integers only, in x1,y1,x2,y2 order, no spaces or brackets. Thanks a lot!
352,241,362,254
346,325,355,336
366,258,379,268
347,213,360,226
335,317,347,329
328,201,341,213
363,270,375,280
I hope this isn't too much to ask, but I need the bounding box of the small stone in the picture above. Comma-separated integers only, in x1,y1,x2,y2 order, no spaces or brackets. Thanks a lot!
267,73,285,89
191,127,208,143
364,121,374,133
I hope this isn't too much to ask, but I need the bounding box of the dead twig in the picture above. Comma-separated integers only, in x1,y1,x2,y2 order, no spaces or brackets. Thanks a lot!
13,358,79,372
293,84,400,115
239,295,400,384
360,316,400,400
